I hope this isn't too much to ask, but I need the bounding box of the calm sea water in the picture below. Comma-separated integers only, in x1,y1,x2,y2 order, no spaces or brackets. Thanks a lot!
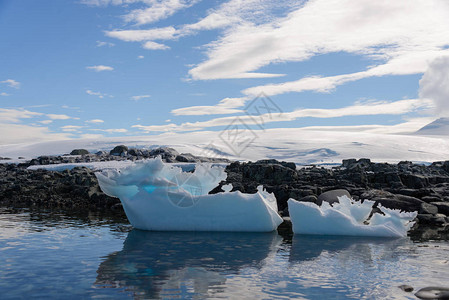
0,208,448,299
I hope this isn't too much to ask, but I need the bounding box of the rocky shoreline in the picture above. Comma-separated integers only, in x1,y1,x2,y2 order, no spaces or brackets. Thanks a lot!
1,146,449,239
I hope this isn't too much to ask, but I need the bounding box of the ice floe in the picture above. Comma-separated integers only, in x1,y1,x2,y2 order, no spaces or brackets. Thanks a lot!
288,195,417,237
96,157,282,232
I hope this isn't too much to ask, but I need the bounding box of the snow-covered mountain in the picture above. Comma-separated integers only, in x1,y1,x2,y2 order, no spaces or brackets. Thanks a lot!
2,128,449,165
415,118,449,135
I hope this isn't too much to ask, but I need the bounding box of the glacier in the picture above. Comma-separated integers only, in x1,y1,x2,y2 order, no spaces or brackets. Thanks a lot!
95,157,282,232
288,195,417,237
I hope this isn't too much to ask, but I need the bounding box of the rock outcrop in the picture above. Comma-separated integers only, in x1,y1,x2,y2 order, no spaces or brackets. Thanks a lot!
212,158,449,228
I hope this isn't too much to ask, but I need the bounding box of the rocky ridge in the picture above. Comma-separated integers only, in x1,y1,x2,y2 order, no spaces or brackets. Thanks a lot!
211,158,449,229
1,148,449,237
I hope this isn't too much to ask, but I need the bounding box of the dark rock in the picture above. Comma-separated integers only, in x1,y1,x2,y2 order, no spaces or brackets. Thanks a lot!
398,285,414,292
396,188,422,197
358,158,371,165
317,189,350,206
277,217,292,235
128,148,142,156
421,196,443,203
375,195,423,212
417,214,447,225
298,195,318,204
415,286,449,299
342,159,357,168
400,174,428,189
361,189,396,200
110,145,128,156
176,153,198,162
150,147,179,160
419,203,438,215
430,202,449,216
70,149,89,155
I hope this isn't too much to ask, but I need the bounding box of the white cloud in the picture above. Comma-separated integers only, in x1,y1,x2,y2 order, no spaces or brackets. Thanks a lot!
98,0,449,86
47,114,73,120
61,125,84,132
130,94,151,101
142,41,169,50
91,128,128,133
1,79,20,89
183,0,298,32
0,123,70,145
86,65,114,72
86,119,105,124
105,26,177,42
96,40,115,47
123,0,200,25
244,50,449,97
80,133,104,139
1,92,9,96
171,97,247,116
419,56,449,117
103,0,296,51
0,108,42,123
86,89,110,99
298,117,436,135
104,128,127,133
137,55,145,59
135,98,432,132
0,108,73,144
188,0,449,80
82,0,199,25
80,0,143,6
62,105,81,110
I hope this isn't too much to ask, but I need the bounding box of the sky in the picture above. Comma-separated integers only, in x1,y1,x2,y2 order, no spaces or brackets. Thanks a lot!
1,0,449,146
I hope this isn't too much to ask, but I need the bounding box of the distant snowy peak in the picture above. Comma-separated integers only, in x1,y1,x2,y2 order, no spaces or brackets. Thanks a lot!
416,118,449,135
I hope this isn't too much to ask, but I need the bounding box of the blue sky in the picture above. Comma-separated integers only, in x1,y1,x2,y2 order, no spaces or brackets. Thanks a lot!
1,0,449,145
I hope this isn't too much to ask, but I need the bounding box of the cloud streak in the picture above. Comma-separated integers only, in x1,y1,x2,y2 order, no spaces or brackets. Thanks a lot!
86,65,114,72
86,119,104,124
131,95,151,101
86,90,111,99
171,97,247,116
189,0,449,81
136,98,432,132
0,108,42,123
1,79,20,89
123,0,200,25
105,26,177,42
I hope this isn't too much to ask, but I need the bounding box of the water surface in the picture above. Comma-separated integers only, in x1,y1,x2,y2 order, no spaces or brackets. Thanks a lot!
1,209,448,299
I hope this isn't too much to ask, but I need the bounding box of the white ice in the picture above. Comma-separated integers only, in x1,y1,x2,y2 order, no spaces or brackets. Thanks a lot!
2,128,449,165
288,195,417,237
96,157,282,232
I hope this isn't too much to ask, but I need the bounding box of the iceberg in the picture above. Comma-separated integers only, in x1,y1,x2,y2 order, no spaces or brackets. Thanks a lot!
95,157,282,232
288,195,417,237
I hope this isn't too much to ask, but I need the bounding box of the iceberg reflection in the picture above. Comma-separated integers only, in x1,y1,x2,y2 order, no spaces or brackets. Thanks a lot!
289,235,405,263
287,235,418,299
95,230,281,299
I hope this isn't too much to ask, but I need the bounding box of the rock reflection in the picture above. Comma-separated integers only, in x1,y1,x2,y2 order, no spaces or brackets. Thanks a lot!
95,230,281,299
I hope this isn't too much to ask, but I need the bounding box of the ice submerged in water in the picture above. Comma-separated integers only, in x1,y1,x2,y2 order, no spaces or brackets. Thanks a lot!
288,196,417,237
95,157,282,232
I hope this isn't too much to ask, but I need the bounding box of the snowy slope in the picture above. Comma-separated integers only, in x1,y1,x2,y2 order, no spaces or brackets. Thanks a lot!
415,118,449,136
1,128,449,164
